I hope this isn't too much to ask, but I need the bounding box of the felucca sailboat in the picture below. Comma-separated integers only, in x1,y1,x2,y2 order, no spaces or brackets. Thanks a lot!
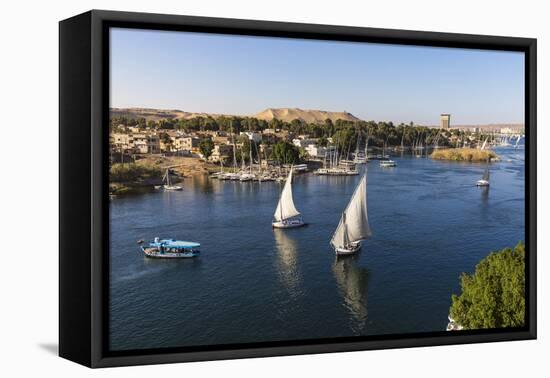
476,163,490,187
330,174,371,255
162,169,183,191
272,167,305,229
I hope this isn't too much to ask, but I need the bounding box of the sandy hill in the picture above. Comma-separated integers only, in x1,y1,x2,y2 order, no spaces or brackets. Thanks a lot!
110,107,362,123
110,108,226,122
255,108,360,123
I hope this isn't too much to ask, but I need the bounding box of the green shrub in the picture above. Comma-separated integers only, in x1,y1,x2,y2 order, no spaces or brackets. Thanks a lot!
110,163,162,183
450,242,525,329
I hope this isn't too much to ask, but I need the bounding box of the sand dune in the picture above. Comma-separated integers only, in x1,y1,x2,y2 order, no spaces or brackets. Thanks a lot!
255,108,360,123
110,107,362,123
110,108,228,121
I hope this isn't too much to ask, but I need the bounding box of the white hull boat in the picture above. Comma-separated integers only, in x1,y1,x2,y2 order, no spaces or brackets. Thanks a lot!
380,160,397,167
239,173,255,181
476,179,490,187
272,218,305,229
335,241,362,255
476,164,490,187
162,169,182,190
330,174,371,255
272,167,305,229
140,238,200,259
163,185,183,191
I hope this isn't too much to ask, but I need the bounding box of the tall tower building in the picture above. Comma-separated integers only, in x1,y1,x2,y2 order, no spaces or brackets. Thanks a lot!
440,114,451,129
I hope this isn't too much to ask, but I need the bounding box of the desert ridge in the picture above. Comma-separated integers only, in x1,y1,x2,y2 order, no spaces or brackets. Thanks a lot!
110,107,362,123
254,108,360,123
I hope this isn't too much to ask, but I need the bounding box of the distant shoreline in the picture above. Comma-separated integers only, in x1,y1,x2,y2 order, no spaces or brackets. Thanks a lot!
110,107,523,129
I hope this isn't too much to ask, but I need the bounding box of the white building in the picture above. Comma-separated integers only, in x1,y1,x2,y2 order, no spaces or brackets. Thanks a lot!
240,131,262,143
305,144,327,158
292,138,316,148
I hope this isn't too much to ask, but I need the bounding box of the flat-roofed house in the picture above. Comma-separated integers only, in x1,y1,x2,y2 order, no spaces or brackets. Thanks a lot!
132,133,160,154
240,131,262,143
181,136,201,153
210,144,233,163
305,144,327,158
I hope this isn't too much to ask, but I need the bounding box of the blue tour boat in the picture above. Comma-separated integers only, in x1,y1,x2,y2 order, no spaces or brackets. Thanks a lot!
140,237,200,258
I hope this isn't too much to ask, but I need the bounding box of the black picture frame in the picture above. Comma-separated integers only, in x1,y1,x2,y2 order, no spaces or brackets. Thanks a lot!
59,9,537,368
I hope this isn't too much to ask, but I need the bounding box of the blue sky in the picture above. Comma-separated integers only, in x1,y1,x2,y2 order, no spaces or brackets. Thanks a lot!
110,28,524,125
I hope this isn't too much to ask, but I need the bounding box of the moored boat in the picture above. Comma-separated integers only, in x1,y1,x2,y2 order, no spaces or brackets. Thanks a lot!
140,237,200,258
380,160,397,167
162,169,183,191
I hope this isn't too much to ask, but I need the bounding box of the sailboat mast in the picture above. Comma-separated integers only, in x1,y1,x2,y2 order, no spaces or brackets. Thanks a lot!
250,141,253,174
231,121,237,172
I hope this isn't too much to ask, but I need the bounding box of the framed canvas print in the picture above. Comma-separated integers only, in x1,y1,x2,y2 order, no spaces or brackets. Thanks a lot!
59,10,537,368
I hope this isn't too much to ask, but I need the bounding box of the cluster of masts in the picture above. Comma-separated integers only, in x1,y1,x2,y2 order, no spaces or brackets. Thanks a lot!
315,131,398,175
211,125,299,183
274,167,371,255
211,161,291,183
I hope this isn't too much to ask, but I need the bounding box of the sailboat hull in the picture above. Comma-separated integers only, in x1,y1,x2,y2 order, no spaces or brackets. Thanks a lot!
476,180,490,187
272,219,305,229
163,185,183,191
334,241,362,255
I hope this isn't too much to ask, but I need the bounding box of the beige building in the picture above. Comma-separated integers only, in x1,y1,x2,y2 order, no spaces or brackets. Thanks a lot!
132,133,160,154
210,144,233,163
440,114,451,129
181,136,201,153
212,136,231,145
110,132,160,154
111,133,134,152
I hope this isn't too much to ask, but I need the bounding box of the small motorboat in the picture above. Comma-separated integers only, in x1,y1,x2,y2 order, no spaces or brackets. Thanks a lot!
141,237,200,258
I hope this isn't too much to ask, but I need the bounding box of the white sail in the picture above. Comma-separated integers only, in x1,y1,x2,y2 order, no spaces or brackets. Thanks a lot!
331,174,371,249
331,214,350,250
481,137,488,150
163,169,171,185
273,168,301,222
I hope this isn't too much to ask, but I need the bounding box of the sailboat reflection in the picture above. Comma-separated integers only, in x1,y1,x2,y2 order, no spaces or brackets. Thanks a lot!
480,185,489,207
273,229,302,298
332,255,370,332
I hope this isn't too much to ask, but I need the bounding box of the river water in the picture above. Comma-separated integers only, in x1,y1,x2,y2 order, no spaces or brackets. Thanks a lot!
109,146,525,351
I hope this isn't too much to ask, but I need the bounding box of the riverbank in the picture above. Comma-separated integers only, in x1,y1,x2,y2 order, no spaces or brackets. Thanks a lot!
430,148,498,162
110,155,218,194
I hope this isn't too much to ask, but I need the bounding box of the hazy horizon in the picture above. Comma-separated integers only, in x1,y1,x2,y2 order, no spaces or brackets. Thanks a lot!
110,28,525,125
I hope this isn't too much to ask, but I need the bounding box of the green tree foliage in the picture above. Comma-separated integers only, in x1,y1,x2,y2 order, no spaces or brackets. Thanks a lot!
450,242,525,329
318,136,329,147
157,119,174,129
110,114,463,149
198,138,215,160
272,141,300,164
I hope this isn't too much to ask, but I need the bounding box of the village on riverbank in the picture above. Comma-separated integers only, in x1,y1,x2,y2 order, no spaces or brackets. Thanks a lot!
109,108,524,195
